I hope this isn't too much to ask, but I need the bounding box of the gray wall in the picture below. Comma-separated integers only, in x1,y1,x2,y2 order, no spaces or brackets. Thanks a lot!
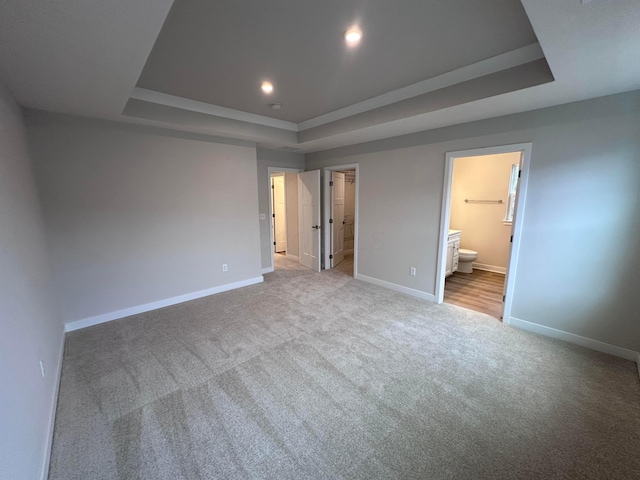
27,112,262,324
0,84,64,479
306,90,640,354
256,148,305,269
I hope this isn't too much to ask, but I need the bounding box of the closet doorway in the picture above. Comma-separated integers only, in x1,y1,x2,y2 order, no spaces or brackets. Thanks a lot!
323,164,359,277
436,144,531,323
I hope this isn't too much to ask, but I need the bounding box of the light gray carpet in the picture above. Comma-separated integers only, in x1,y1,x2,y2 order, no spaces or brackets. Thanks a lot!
49,255,640,479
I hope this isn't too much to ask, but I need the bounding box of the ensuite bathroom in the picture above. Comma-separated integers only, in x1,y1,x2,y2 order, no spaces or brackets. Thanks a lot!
444,152,521,320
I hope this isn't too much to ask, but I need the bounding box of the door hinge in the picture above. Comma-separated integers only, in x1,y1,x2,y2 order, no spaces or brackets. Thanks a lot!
329,218,333,224
518,170,522,178
271,184,274,189
329,254,333,259
510,235,513,243
273,241,276,246
503,295,506,302
330,181,334,187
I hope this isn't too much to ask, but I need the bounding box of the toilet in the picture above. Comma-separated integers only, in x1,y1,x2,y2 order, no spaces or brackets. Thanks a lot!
458,249,478,273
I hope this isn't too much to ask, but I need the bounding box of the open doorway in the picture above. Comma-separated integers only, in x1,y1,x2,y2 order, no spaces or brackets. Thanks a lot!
323,164,359,277
267,167,303,272
271,173,287,255
436,144,531,323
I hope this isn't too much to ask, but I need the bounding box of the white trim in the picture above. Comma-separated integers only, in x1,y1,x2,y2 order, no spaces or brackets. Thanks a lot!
343,249,354,255
41,327,66,480
131,87,298,131
131,44,544,136
298,43,544,130
65,276,264,332
323,164,359,276
435,158,455,302
472,263,506,274
355,273,435,302
262,267,275,274
436,142,532,326
510,317,640,380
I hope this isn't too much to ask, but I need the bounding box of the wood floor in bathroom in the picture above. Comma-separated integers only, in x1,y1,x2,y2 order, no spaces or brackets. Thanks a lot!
444,269,505,320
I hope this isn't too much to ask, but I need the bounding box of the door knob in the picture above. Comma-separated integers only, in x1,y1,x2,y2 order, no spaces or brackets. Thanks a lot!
312,225,320,230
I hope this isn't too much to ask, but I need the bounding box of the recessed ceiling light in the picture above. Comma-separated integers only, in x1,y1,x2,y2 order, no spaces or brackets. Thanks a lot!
345,28,362,46
261,81,274,94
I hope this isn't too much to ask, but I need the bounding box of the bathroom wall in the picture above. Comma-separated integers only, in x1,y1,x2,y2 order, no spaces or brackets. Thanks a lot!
450,152,520,272
344,174,356,252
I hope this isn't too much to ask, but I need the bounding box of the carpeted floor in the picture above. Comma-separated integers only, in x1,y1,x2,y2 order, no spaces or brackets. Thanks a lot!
48,255,640,479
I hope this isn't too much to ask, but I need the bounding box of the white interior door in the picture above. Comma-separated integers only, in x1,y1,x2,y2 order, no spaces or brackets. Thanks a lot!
273,175,287,253
502,152,524,318
298,170,321,272
331,172,345,267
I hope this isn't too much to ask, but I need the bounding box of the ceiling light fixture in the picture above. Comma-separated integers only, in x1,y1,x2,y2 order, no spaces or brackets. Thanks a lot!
344,28,362,46
261,81,274,94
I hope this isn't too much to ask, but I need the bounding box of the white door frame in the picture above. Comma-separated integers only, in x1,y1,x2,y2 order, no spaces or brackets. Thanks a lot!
323,164,359,275
267,167,303,272
435,143,532,324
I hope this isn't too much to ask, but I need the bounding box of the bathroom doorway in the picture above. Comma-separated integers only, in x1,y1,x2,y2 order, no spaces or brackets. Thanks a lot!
436,144,531,323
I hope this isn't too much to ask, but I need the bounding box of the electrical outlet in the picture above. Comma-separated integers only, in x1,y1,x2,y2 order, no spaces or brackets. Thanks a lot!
222,264,228,272
410,267,416,276
39,359,45,377
259,213,266,220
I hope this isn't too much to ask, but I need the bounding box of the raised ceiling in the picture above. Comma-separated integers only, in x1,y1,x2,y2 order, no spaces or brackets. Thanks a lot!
136,0,539,123
1,0,640,153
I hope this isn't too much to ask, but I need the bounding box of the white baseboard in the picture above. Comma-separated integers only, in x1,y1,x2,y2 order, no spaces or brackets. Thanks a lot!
41,326,66,480
285,254,299,261
65,276,264,332
355,273,435,302
262,266,274,274
473,263,506,274
343,249,354,255
510,317,640,380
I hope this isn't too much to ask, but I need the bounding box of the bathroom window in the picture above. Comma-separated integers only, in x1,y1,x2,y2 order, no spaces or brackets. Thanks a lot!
504,164,519,224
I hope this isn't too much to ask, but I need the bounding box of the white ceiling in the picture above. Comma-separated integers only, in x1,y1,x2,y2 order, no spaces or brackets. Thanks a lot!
1,0,639,153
